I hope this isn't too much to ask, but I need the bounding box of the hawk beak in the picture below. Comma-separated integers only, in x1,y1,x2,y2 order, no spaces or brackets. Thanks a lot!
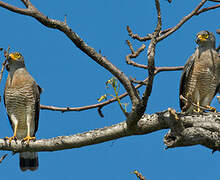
197,34,207,42
9,53,16,60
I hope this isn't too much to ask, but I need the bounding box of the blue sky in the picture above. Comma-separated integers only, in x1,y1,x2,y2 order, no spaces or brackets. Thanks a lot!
0,0,219,179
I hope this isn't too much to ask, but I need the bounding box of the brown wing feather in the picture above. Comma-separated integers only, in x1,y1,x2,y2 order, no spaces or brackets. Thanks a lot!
3,78,13,131
179,54,195,110
33,83,41,136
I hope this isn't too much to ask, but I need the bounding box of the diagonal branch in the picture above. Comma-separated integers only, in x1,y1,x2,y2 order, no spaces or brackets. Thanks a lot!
40,65,184,112
0,1,30,15
0,0,140,108
195,4,220,15
157,0,207,42
127,0,211,43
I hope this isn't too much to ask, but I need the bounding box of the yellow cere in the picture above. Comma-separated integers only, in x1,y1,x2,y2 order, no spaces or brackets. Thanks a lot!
9,52,21,60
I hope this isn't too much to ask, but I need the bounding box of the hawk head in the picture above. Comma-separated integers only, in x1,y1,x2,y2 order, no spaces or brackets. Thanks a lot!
8,52,24,63
195,30,216,48
6,52,25,71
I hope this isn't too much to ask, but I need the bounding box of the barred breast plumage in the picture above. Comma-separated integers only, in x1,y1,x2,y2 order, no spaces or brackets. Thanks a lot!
179,31,220,113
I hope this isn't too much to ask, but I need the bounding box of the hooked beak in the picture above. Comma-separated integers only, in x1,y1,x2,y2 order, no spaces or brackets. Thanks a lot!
8,53,17,60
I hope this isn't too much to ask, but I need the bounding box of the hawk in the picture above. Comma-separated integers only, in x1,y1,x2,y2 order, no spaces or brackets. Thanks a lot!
179,30,220,113
4,52,41,171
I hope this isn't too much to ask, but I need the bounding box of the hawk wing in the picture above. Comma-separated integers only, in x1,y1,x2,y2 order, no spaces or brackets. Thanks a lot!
179,53,195,110
33,83,42,136
3,78,13,131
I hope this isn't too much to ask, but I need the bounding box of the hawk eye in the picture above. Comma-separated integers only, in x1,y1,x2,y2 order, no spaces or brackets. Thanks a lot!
202,34,209,39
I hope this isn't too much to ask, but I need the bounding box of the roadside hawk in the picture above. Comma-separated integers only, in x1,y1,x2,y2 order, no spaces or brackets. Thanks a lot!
4,52,41,171
179,30,220,113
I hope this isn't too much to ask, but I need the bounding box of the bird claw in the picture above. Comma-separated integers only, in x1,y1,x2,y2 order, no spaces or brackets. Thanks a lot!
22,136,36,144
5,136,17,143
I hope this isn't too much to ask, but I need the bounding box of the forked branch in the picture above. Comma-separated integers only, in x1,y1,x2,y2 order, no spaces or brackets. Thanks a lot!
0,0,140,109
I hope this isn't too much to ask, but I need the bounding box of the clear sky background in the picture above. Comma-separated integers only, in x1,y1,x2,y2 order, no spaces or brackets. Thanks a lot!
0,0,219,179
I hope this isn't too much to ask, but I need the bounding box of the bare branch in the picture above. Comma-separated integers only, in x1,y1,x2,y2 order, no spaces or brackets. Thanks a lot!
0,0,140,109
0,112,170,152
40,65,183,112
127,25,151,42
156,66,184,72
158,0,207,42
0,111,220,152
142,0,162,106
127,25,172,42
0,154,8,163
208,0,220,2
195,4,220,15
0,60,7,88
126,40,146,67
127,0,212,43
0,1,31,15
133,170,146,180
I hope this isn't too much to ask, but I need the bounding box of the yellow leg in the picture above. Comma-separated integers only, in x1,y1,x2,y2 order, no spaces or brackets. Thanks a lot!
206,105,216,112
5,124,18,143
22,114,36,143
193,101,200,113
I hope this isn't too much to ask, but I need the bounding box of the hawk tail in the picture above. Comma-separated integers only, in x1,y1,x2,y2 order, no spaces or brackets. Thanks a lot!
19,152,38,171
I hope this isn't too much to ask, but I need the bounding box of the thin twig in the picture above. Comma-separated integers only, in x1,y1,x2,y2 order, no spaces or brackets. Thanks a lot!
40,65,184,112
0,154,8,163
157,0,207,42
127,26,172,42
0,60,7,84
126,40,146,66
195,4,220,15
127,0,211,43
208,0,220,2
0,48,9,102
133,170,146,180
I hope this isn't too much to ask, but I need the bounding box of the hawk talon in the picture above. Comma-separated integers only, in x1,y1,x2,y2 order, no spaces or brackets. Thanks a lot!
22,136,36,144
5,136,17,143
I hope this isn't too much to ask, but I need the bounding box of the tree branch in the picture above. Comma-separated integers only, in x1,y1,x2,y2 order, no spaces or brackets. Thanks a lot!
157,0,207,42
142,0,161,107
1,111,220,152
126,40,146,66
40,65,184,112
195,4,220,15
0,0,140,108
127,0,211,43
0,111,170,152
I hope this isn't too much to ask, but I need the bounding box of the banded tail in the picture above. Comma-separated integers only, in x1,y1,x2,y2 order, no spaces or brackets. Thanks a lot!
19,152,38,171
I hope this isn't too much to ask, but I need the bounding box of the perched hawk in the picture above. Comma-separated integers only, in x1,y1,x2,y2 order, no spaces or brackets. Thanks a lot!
4,52,41,171
179,31,220,113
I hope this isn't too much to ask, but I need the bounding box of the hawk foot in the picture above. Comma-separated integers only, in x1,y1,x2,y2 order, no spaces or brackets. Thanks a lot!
5,136,17,143
22,136,36,144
